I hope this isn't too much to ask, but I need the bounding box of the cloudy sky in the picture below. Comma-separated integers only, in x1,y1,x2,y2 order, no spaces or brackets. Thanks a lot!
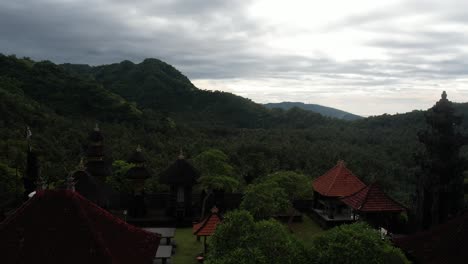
1,0,468,116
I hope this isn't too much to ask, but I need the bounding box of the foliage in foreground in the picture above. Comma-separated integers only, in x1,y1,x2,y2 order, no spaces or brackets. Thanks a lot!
206,210,409,264
206,210,310,264
311,222,410,264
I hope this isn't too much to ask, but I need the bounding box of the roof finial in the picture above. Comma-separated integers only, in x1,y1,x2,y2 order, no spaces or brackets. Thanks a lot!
337,160,345,166
26,126,33,151
441,91,447,100
26,126,32,140
66,172,76,191
211,206,219,214
94,123,100,131
76,157,86,170
136,145,142,152
178,149,185,159
36,173,47,191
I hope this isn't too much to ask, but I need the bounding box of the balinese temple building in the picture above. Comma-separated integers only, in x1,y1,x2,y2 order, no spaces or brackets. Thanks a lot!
393,212,467,264
341,183,406,231
193,206,222,254
74,124,114,208
160,151,199,221
0,189,160,264
312,160,366,228
85,124,112,180
72,159,100,203
126,146,151,218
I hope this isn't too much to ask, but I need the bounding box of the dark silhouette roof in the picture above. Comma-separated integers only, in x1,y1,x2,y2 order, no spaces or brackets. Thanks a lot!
393,212,468,264
88,124,104,142
341,183,405,212
86,145,104,158
312,160,366,197
0,190,160,264
193,207,222,236
85,160,112,178
128,146,146,164
126,167,151,180
160,158,199,185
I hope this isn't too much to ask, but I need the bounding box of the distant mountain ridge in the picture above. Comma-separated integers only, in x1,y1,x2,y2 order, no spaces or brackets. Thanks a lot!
264,102,363,121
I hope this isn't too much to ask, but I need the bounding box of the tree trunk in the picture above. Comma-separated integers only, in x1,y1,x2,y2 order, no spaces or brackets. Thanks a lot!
200,190,212,220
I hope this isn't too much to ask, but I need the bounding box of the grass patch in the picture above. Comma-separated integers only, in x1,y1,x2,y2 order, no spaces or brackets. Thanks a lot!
172,227,206,264
289,215,323,247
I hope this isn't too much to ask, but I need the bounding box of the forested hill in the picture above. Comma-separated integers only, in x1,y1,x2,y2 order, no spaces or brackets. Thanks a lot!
61,59,331,129
1,54,467,208
265,102,363,120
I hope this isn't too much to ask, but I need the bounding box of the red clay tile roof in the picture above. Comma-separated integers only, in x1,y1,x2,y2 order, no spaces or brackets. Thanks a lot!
312,160,366,197
193,207,222,236
0,190,160,264
341,183,406,212
393,212,468,264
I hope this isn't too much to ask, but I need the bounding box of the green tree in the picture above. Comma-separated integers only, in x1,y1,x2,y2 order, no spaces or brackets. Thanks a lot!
206,210,310,264
0,162,23,208
193,149,239,217
263,171,313,226
240,181,289,220
106,160,132,193
311,222,410,264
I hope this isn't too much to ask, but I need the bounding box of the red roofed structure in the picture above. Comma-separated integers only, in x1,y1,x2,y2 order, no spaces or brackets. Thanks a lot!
193,206,222,254
341,183,405,213
341,183,406,230
0,190,160,264
393,212,467,264
313,160,366,197
312,161,366,227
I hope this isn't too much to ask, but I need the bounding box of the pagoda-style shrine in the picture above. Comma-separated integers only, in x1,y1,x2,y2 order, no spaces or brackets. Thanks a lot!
126,146,151,218
415,91,468,230
74,124,114,207
312,160,365,226
341,183,406,230
0,190,160,264
193,206,222,254
85,124,111,180
160,152,199,220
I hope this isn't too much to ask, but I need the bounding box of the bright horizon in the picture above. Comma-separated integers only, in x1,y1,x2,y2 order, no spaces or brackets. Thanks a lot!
1,0,468,116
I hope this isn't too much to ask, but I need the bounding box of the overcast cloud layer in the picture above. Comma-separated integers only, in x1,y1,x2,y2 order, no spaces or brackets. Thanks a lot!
1,0,468,116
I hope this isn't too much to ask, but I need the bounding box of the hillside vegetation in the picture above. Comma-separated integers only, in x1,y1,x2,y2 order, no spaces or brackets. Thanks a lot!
1,54,467,208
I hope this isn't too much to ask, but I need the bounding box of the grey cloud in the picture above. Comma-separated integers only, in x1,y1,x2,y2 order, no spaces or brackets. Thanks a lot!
0,0,467,115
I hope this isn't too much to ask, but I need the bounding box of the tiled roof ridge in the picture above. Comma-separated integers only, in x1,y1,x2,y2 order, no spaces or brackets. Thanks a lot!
0,190,39,228
70,192,114,260
193,213,221,235
326,162,342,195
370,183,407,211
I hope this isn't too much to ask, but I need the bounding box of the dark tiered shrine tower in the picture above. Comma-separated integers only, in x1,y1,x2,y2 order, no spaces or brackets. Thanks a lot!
160,152,199,220
126,146,151,218
415,91,468,229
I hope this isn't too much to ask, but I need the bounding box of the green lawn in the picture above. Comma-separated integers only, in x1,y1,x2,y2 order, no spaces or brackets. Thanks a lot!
172,215,322,263
172,228,206,264
289,215,324,247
